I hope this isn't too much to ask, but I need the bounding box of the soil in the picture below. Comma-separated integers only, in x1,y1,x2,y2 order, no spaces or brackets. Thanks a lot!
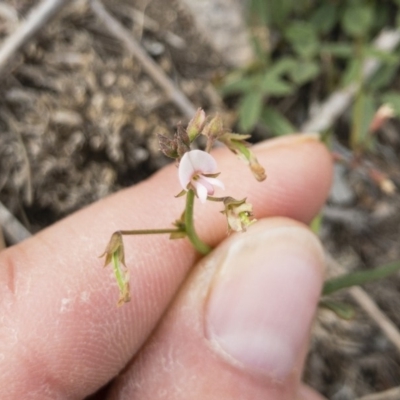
1,1,400,399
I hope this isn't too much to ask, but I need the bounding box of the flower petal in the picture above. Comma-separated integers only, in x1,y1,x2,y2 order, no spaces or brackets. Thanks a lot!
186,150,218,174
193,181,209,203
178,150,219,190
178,152,196,189
201,176,225,191
196,176,215,194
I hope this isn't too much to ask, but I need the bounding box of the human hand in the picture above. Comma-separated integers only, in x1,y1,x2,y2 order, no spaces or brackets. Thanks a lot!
0,134,332,399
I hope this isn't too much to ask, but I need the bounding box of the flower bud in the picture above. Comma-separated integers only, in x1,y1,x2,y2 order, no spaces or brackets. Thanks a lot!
158,124,191,160
158,133,179,159
186,108,206,141
176,124,191,157
202,113,224,140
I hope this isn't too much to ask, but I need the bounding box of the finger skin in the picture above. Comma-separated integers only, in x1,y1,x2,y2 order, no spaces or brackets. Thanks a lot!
0,136,332,398
106,219,325,400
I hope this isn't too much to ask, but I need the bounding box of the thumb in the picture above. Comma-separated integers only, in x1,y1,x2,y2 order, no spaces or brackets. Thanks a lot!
107,218,325,400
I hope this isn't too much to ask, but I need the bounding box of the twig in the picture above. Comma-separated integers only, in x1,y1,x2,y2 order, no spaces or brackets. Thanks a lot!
90,0,196,119
0,0,68,75
350,286,400,351
356,386,400,400
301,29,400,133
326,254,400,353
0,202,31,244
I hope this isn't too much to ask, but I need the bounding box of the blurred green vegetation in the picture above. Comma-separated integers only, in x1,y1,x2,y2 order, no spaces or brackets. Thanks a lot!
220,0,400,152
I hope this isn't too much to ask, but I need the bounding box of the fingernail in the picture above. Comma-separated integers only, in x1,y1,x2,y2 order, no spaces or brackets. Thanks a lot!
205,224,324,381
255,133,321,151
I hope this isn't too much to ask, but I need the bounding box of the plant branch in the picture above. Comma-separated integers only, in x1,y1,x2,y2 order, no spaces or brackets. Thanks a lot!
301,29,400,133
0,201,31,244
323,260,400,295
326,253,400,354
0,0,68,75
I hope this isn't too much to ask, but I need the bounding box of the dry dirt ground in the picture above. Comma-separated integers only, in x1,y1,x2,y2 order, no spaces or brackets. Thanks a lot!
1,1,400,399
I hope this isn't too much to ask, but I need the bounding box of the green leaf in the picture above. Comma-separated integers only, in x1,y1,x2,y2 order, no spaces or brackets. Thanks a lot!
381,92,400,116
320,42,353,58
248,0,269,25
373,4,389,31
341,2,374,38
323,260,400,296
259,59,296,96
251,33,270,60
238,91,264,132
262,0,294,27
368,63,400,91
363,46,399,65
310,3,338,34
289,60,320,85
341,58,362,87
261,72,293,96
284,22,319,59
319,300,355,320
260,107,295,136
220,75,260,96
267,57,297,76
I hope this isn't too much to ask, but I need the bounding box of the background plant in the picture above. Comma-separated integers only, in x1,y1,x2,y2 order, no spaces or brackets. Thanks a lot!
218,0,400,319
221,0,400,154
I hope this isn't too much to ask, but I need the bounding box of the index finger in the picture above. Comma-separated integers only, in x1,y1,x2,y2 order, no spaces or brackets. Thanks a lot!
0,135,332,399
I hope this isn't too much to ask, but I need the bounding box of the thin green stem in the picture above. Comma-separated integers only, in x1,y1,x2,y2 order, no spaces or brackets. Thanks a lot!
323,259,400,296
184,189,212,255
117,192,212,255
205,137,216,153
206,196,226,202
119,228,181,235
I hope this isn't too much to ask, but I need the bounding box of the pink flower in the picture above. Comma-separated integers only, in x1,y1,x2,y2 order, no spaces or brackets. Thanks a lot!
178,150,224,203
